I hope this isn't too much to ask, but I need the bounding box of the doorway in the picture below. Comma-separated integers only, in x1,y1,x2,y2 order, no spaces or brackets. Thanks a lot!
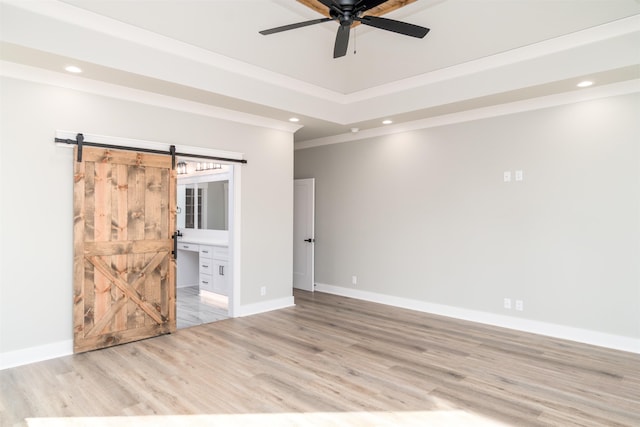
61,130,245,350
175,160,235,329
293,178,315,291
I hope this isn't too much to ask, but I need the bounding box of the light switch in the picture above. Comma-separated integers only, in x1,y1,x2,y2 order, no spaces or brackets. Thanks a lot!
515,170,523,181
504,171,511,182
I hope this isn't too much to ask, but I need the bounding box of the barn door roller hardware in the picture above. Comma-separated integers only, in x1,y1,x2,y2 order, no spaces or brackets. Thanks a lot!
55,133,248,167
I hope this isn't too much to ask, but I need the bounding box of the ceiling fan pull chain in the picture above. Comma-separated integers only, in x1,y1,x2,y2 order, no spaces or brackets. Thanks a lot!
354,26,357,55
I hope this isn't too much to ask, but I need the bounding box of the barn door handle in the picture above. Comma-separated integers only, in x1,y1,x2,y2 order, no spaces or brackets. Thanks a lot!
172,231,179,260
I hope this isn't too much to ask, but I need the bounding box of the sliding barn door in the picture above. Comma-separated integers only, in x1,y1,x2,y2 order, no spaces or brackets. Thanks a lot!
73,146,176,353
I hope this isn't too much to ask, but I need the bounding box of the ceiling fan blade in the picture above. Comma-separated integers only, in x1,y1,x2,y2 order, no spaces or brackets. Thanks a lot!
259,17,333,35
358,15,430,38
317,0,335,8
355,0,389,13
334,24,350,58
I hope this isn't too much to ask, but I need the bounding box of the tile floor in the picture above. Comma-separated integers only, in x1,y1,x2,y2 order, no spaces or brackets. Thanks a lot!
176,286,229,329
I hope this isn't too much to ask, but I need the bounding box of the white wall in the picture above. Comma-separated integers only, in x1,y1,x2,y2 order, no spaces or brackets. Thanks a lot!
0,76,294,365
295,93,640,350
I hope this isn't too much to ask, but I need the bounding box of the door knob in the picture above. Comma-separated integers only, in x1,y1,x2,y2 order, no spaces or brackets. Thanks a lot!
304,238,315,243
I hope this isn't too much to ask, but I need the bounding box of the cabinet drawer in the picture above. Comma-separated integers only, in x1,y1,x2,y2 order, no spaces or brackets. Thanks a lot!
199,274,214,292
212,246,228,260
177,242,199,252
199,259,214,275
199,246,214,259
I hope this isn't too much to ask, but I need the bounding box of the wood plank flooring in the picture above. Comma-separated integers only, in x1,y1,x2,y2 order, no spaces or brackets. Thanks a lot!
1,290,639,426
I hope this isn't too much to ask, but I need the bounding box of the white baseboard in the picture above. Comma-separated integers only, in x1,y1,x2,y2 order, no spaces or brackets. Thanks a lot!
315,283,640,354
0,340,73,371
1,296,296,370
237,296,295,317
5,286,634,371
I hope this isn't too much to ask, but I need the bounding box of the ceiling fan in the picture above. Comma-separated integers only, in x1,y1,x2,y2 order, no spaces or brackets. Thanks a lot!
259,0,430,58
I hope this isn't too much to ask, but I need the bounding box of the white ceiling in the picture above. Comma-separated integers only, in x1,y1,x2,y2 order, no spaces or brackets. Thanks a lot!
1,0,639,143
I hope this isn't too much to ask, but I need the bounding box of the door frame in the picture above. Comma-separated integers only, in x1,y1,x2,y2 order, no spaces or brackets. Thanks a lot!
57,130,244,318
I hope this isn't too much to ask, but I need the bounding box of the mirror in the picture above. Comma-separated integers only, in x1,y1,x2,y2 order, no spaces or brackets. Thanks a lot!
177,179,229,230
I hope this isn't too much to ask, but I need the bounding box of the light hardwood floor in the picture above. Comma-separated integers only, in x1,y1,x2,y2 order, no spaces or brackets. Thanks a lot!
1,290,638,426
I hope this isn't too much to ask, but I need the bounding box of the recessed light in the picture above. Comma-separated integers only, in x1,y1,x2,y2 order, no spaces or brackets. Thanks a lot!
382,120,393,125
64,65,82,73
577,80,593,88
350,127,359,133
289,117,300,122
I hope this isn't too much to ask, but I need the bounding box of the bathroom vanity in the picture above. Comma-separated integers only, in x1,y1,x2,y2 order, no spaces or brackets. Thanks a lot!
177,240,228,297
175,165,231,299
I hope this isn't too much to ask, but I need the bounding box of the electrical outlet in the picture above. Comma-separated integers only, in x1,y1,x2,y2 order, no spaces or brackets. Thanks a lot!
260,286,266,296
503,171,512,182
504,298,512,309
515,300,524,311
352,275,357,285
515,170,524,181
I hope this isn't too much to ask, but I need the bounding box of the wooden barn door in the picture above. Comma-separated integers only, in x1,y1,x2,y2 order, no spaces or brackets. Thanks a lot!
73,146,176,353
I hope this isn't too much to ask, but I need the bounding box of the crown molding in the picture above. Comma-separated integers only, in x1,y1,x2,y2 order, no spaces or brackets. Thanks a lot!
343,14,640,103
0,61,302,134
1,0,342,102
4,0,639,106
295,79,640,150
2,1,638,129
4,58,632,148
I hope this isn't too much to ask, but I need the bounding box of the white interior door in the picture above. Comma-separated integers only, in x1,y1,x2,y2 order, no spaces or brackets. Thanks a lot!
293,179,315,291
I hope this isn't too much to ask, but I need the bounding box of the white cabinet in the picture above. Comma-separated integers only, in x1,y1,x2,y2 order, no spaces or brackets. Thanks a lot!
177,241,229,296
212,260,228,295
198,245,229,297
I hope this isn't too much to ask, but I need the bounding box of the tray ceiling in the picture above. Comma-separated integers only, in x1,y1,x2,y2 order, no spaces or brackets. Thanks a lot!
1,0,639,143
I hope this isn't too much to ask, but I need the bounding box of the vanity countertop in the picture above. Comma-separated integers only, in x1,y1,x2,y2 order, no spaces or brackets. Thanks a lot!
177,238,228,247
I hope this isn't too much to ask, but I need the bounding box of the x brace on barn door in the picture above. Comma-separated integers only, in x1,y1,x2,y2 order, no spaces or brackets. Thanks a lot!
55,133,249,167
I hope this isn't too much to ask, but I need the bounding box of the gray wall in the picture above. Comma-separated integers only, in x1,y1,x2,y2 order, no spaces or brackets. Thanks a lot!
295,93,640,339
0,76,293,354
